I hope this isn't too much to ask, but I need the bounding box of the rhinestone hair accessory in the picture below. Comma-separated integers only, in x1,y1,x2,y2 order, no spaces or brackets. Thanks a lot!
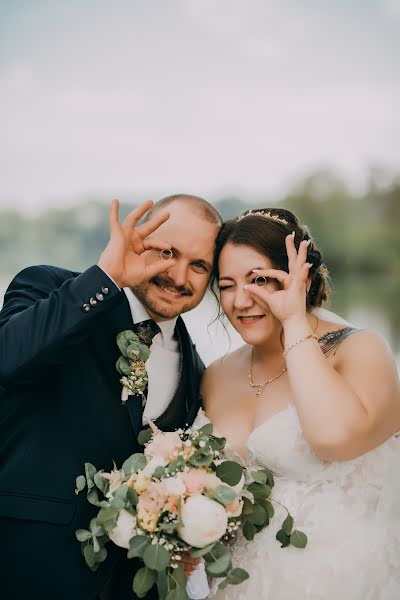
236,210,288,226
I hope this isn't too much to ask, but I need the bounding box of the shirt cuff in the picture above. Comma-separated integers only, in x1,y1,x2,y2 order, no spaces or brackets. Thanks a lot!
97,266,121,291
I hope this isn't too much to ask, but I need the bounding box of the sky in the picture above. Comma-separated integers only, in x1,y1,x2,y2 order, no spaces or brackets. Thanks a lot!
1,0,399,212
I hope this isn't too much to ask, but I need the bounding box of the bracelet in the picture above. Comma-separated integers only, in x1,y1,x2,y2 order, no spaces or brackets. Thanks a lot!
283,333,318,358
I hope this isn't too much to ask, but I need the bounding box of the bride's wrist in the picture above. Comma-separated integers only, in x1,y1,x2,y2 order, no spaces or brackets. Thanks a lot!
282,315,312,350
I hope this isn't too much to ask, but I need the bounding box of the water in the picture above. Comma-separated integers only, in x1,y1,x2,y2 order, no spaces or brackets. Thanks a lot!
1,274,398,369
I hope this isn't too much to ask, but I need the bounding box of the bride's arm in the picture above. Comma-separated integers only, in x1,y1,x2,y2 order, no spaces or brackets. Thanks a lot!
283,316,400,461
246,235,400,462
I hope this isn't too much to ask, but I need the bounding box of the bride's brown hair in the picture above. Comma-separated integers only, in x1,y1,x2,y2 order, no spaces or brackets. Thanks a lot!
211,207,330,310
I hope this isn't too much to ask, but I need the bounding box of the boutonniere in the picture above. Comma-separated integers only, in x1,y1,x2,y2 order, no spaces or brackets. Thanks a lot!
115,330,150,404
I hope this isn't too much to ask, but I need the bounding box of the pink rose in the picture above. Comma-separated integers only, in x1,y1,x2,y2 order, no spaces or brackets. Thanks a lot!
137,482,168,531
181,469,208,496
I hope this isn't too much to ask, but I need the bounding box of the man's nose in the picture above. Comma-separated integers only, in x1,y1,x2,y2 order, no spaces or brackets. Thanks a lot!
167,261,189,288
233,285,254,310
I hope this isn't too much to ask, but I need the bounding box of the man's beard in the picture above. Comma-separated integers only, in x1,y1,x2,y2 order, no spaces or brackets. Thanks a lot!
132,275,197,320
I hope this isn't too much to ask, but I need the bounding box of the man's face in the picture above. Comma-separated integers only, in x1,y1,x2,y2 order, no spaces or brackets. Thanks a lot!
132,201,219,321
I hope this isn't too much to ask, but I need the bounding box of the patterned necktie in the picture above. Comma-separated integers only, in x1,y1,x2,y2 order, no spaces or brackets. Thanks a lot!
127,319,161,437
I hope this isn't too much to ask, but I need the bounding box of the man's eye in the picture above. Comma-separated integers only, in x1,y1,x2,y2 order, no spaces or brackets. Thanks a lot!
193,262,208,273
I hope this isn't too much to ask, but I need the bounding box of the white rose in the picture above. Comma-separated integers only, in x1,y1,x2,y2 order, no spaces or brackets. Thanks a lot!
177,495,228,548
162,476,186,497
204,473,224,493
109,509,137,549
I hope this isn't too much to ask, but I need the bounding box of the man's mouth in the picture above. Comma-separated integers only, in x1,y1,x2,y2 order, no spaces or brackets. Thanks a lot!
152,278,191,299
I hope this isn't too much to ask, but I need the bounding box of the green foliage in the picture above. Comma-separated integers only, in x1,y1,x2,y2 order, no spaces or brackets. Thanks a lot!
216,461,243,486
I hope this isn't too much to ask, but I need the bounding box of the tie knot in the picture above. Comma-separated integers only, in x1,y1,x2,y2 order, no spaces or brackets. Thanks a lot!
134,319,161,347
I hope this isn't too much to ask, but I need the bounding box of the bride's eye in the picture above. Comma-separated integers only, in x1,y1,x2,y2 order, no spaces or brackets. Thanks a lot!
219,284,233,291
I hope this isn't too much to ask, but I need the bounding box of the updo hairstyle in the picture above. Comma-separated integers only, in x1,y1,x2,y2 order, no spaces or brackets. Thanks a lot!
212,207,330,309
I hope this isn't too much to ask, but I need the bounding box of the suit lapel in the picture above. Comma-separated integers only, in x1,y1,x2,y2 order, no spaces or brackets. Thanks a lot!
94,294,144,436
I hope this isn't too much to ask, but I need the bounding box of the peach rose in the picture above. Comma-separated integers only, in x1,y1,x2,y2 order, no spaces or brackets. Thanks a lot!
225,498,244,518
137,482,167,532
181,469,208,496
144,425,183,462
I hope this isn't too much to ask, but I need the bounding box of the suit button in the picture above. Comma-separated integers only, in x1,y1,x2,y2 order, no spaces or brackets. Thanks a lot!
96,292,104,301
89,297,97,306
102,286,110,295
82,304,90,312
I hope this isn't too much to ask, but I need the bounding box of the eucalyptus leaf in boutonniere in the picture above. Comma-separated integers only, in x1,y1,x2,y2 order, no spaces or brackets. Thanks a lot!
116,330,151,404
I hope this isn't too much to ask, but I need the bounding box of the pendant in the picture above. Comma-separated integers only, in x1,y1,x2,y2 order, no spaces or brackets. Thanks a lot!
256,387,263,397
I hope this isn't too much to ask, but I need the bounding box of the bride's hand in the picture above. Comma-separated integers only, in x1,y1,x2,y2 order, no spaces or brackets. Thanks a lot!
98,199,176,288
244,234,312,323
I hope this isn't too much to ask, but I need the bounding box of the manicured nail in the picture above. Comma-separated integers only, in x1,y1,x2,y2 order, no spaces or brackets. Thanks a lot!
291,231,295,238
306,239,311,247
306,262,313,268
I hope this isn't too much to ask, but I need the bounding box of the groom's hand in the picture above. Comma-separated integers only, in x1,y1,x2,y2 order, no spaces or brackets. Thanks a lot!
98,199,176,289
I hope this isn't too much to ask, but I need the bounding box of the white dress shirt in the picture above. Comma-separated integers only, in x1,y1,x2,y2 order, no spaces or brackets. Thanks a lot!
123,288,181,424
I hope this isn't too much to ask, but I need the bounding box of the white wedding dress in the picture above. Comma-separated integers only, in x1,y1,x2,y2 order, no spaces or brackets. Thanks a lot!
194,330,400,599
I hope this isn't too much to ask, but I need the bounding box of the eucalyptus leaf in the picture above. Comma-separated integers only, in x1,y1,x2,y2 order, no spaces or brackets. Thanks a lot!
126,487,138,506
94,471,108,494
133,567,156,598
75,529,92,542
198,422,214,436
218,579,229,590
276,529,291,548
128,536,150,559
247,504,268,526
282,514,294,536
117,330,139,356
251,470,268,485
189,450,214,467
143,544,171,571
213,485,237,506
122,453,147,476
204,542,229,562
116,355,131,376
190,543,216,558
243,521,256,541
83,544,96,568
216,461,243,486
75,475,86,494
85,463,97,489
137,428,152,446
167,455,185,474
87,487,100,506
290,530,308,548
93,536,100,553
205,555,231,576
94,547,107,563
247,482,272,499
227,568,249,585
242,497,255,515
165,587,187,600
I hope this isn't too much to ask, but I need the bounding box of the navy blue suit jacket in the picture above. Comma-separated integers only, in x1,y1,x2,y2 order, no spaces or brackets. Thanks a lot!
0,265,204,600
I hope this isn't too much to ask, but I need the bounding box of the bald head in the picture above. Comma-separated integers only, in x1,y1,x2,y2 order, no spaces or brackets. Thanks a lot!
143,194,223,227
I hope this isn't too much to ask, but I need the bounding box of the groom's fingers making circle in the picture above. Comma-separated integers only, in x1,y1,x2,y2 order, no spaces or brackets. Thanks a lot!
136,210,171,240
122,200,154,230
145,257,177,281
142,237,172,252
109,199,122,235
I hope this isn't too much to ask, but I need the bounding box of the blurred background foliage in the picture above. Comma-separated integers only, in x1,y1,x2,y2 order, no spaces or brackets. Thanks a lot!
1,169,399,277
1,169,399,360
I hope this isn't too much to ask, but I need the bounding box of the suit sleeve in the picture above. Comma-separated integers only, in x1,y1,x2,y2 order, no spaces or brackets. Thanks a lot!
0,265,124,386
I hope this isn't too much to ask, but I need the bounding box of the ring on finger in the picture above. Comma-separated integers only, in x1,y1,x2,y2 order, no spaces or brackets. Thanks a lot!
160,249,173,260
255,275,268,286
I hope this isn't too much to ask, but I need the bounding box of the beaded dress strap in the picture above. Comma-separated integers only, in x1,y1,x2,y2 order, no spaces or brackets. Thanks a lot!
318,327,360,357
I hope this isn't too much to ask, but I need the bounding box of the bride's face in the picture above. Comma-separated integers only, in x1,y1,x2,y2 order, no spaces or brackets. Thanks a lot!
218,243,282,346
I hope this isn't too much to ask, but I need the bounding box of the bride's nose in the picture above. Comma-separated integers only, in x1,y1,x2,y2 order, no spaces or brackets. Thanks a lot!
233,284,254,310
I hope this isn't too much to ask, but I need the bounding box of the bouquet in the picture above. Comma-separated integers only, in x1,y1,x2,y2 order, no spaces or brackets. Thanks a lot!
75,420,307,599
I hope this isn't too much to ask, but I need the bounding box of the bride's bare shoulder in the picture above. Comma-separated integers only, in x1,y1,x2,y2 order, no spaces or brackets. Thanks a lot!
200,345,248,400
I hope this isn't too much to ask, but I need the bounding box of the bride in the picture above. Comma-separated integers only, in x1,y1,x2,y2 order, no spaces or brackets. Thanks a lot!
199,208,400,599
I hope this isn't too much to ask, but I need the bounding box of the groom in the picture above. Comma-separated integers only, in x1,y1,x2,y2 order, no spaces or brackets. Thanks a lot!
0,195,222,600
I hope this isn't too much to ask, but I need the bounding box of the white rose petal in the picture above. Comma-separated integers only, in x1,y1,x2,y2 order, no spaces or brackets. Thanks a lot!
162,476,186,497
109,509,137,549
177,495,228,548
